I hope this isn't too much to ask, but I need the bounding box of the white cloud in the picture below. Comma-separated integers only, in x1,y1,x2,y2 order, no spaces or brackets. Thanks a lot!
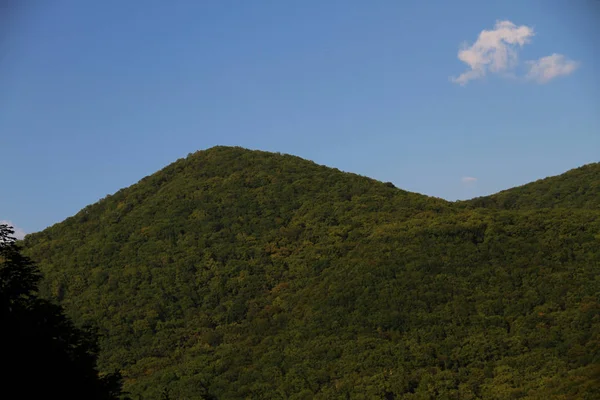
0,220,26,240
452,20,534,85
461,176,478,184
525,53,580,83
451,20,579,85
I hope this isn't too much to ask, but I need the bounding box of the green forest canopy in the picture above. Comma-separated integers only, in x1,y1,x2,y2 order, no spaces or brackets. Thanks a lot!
22,147,600,399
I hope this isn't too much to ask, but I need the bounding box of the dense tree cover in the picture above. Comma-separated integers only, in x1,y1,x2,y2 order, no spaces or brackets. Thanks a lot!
22,147,600,399
0,224,124,399
460,162,600,210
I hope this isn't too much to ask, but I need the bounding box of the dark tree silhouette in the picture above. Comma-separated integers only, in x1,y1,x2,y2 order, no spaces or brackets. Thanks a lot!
0,223,124,399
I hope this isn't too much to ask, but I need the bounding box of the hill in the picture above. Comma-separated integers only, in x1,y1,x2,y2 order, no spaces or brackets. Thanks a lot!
23,147,600,399
460,163,600,210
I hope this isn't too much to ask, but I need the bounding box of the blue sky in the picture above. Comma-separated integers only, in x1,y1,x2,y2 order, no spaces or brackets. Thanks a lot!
1,0,598,237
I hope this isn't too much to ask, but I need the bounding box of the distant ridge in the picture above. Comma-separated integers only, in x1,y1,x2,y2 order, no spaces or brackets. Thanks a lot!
460,162,600,210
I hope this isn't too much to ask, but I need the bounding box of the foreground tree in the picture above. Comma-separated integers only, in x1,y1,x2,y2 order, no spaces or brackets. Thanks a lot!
0,223,123,399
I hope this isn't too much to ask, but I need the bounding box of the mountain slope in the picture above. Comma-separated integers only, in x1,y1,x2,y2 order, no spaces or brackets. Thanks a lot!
23,147,600,399
460,162,600,210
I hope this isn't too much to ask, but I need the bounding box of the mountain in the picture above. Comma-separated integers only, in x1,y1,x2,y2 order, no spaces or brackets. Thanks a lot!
23,147,600,399
460,163,600,210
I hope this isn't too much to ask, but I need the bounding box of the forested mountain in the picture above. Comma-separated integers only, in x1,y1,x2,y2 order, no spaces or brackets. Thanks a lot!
22,147,600,399
460,162,600,210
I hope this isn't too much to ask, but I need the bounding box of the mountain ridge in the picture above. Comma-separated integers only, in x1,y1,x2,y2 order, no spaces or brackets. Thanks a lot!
22,146,600,399
460,162,600,210
28,146,598,236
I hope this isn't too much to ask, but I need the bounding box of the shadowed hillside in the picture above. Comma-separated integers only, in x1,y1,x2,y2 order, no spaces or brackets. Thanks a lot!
23,147,600,399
